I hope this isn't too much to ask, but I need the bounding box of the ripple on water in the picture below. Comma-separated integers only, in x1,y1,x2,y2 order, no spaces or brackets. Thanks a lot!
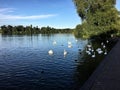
0,34,87,90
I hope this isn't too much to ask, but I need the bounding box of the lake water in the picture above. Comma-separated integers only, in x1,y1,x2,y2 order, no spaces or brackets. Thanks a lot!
0,34,88,90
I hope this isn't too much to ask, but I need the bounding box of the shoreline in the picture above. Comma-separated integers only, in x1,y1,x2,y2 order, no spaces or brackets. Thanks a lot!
80,38,120,90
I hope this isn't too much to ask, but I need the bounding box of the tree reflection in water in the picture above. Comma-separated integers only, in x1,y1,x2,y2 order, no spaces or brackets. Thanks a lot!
74,38,117,89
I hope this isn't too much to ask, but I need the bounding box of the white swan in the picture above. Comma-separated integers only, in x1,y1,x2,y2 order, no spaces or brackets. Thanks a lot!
106,40,109,43
86,48,91,55
104,50,107,55
96,48,101,52
92,52,95,58
64,49,67,56
91,47,94,52
68,41,72,45
101,42,104,46
98,50,103,54
53,41,57,45
48,50,53,55
68,44,72,48
103,45,106,48
88,47,92,51
88,51,91,55
96,48,103,54
87,44,92,48
75,39,78,42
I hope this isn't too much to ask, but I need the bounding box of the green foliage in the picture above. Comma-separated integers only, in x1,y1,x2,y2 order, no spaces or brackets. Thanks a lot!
0,25,72,35
73,0,120,39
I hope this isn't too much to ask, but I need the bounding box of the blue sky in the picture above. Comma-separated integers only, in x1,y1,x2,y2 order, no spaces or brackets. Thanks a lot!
0,0,120,29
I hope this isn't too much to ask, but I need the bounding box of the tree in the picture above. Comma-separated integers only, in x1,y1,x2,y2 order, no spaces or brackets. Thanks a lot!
16,25,24,34
7,25,13,33
1,25,8,34
73,0,119,38
0,25,72,34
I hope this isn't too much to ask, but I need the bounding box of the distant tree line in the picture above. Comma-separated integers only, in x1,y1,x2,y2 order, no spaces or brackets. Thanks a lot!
0,25,72,34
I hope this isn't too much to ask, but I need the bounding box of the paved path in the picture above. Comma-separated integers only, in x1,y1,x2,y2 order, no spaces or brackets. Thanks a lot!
80,39,120,90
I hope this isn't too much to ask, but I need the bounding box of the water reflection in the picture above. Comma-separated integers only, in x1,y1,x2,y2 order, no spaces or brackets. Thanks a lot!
0,34,89,90
0,33,116,90
74,38,117,89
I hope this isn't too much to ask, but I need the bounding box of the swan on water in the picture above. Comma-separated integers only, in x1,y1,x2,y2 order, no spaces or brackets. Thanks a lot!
98,50,103,54
106,40,109,43
103,45,106,48
75,39,78,42
86,48,91,55
68,41,72,45
64,49,67,56
87,43,92,48
88,51,91,55
101,42,104,46
91,52,95,58
96,48,103,54
68,44,72,48
91,47,94,52
104,50,107,55
88,47,92,51
48,50,53,55
96,48,101,52
53,41,57,45
92,52,95,58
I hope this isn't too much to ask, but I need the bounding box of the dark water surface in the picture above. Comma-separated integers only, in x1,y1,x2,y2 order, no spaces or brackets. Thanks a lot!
0,34,88,90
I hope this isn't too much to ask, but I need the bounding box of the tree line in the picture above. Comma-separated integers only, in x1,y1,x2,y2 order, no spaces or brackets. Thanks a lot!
0,25,72,34
73,0,120,39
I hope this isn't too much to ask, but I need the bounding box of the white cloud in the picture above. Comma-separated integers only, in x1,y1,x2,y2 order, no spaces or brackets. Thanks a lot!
0,14,57,20
0,8,15,13
0,8,57,21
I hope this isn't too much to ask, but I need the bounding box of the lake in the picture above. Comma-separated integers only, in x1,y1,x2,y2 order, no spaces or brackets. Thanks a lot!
0,34,89,90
